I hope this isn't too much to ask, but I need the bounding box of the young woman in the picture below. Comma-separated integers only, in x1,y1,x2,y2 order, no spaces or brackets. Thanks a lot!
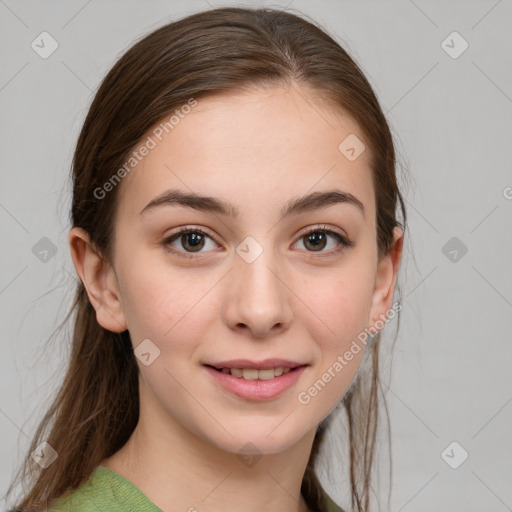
7,6,406,512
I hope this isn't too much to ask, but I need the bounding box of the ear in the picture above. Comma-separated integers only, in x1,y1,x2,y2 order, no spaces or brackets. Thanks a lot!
368,226,404,331
68,226,127,333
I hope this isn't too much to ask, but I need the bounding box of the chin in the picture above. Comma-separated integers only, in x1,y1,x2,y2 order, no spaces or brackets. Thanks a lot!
199,421,314,457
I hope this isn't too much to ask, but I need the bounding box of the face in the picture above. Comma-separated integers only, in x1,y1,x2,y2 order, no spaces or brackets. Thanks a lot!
84,84,401,456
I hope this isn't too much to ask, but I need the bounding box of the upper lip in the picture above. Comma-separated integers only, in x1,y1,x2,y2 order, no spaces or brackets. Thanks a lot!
204,358,307,370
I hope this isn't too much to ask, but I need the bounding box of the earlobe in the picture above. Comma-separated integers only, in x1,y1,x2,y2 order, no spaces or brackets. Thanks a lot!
68,227,127,333
368,226,404,329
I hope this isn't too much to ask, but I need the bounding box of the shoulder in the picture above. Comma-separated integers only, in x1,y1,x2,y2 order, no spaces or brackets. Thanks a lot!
46,466,162,512
45,483,98,512
45,469,105,512
323,489,346,512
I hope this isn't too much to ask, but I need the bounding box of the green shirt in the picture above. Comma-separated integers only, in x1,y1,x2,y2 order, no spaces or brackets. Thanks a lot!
46,466,344,512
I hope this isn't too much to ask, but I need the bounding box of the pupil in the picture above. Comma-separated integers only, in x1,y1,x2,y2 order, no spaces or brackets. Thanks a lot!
184,233,204,251
306,232,325,251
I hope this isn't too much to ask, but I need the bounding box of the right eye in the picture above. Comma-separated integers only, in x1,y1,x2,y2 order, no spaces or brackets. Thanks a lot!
162,227,220,258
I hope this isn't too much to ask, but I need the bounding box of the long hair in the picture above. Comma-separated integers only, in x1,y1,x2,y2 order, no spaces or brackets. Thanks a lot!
7,7,407,511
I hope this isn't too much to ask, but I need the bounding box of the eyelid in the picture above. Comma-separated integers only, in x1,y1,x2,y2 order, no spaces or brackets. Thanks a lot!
296,224,349,241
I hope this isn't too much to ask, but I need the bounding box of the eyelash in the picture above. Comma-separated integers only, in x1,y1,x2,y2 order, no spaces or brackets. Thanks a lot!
162,225,355,259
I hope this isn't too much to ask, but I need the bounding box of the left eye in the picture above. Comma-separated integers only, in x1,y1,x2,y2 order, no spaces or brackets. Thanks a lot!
293,228,353,253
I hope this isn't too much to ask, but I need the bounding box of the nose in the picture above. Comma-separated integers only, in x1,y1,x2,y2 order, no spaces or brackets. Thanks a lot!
222,247,293,339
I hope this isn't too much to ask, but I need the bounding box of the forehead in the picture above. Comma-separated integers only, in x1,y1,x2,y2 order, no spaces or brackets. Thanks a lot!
116,84,375,223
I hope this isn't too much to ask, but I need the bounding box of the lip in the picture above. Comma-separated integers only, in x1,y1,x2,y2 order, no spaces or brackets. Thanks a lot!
204,358,306,370
203,364,308,401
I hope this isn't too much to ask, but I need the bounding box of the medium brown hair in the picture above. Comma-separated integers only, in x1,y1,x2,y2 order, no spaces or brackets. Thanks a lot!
7,7,407,512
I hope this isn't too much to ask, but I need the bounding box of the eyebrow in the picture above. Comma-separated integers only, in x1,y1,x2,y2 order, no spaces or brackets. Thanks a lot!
139,188,365,219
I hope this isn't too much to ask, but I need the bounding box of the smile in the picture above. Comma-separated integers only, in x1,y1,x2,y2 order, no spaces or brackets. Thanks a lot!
211,366,294,380
203,364,308,401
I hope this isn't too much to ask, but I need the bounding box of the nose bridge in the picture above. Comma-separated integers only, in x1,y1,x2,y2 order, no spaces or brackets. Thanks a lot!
225,237,292,336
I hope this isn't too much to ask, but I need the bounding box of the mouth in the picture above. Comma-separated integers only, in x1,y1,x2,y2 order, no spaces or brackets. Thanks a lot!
204,364,304,380
203,364,308,401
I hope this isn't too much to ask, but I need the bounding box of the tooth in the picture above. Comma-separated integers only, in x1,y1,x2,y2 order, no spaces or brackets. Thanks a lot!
258,369,275,380
224,367,293,379
242,368,259,380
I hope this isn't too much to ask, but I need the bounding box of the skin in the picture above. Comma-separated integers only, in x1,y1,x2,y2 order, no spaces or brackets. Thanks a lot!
69,83,403,512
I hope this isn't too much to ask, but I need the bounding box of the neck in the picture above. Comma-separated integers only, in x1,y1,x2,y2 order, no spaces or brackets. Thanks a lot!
101,384,317,512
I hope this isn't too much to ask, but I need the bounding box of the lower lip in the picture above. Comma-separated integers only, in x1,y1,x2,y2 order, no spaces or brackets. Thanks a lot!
203,365,307,401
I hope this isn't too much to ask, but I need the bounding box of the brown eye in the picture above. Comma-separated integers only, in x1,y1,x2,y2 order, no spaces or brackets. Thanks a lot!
179,232,205,252
163,228,219,257
296,227,354,254
303,232,328,251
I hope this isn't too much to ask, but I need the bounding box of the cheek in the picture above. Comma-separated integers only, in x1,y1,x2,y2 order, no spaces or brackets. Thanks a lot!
118,263,220,346
295,276,371,412
300,272,373,350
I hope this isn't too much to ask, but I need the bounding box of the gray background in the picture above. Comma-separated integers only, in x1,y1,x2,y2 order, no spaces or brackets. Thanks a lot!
1,0,511,511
